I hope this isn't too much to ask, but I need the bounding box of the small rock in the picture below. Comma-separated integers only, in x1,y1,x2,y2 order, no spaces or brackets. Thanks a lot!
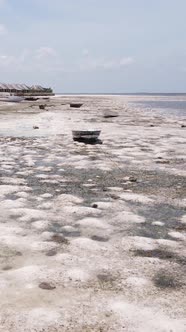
2,266,12,271
39,282,56,290
97,273,114,283
152,221,165,227
33,126,39,129
129,176,137,182
103,113,119,118
156,160,170,164
92,203,98,209
105,312,112,317
46,250,57,257
91,235,109,242
181,124,186,128
50,234,69,244
150,124,155,127
39,104,46,110
110,194,120,200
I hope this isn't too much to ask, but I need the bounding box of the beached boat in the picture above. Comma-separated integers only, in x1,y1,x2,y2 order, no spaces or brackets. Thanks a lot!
24,97,39,101
0,93,24,103
72,130,101,142
70,103,83,108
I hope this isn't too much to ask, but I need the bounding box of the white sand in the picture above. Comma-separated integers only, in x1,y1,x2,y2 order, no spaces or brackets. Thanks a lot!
0,95,185,331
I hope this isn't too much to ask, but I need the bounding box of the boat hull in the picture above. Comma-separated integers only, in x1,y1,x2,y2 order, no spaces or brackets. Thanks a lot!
0,96,24,103
70,103,83,108
72,130,101,142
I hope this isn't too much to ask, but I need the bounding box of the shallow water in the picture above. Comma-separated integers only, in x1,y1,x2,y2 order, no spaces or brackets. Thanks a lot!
130,99,186,117
0,108,74,138
0,99,101,137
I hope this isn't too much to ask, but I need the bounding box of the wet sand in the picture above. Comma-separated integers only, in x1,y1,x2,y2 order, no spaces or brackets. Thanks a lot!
0,95,186,331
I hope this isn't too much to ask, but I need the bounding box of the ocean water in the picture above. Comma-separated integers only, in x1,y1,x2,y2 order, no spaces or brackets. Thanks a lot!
58,93,186,118
129,98,186,118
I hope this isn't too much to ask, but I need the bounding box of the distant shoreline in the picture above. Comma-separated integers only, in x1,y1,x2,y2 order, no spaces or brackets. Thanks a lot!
55,92,186,96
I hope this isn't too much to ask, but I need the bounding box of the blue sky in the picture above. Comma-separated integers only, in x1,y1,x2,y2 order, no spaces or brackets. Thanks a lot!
0,0,186,92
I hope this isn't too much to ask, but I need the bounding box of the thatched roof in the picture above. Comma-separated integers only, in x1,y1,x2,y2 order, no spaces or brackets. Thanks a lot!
0,83,49,91
0,83,30,90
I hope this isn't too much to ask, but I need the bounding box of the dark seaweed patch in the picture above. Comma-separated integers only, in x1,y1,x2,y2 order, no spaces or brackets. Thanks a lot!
129,203,185,240
134,249,173,259
91,235,109,242
153,271,182,289
45,250,57,257
49,234,69,244
133,249,186,266
61,230,81,238
171,224,186,232
39,282,56,290
2,266,13,271
97,274,115,283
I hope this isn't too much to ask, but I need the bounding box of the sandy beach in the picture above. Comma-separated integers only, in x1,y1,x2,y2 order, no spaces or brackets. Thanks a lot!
0,95,186,332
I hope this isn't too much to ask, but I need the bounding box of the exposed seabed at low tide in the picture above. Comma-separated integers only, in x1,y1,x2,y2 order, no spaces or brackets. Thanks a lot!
0,95,186,331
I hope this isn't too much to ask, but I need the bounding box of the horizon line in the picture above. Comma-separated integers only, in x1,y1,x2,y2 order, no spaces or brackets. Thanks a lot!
55,92,186,95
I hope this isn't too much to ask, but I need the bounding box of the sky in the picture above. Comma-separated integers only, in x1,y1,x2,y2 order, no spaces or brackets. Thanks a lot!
0,0,186,92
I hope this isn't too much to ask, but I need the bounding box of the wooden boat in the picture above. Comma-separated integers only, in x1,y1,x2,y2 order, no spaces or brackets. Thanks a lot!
70,103,83,108
0,93,24,103
24,97,39,101
103,112,119,118
72,130,101,142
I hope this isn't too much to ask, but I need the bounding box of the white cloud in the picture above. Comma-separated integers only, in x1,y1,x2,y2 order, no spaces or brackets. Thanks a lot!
19,49,31,62
0,55,15,66
0,46,134,77
102,57,134,69
120,57,134,66
0,46,64,75
79,56,134,71
0,24,7,35
82,49,89,56
35,47,57,60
